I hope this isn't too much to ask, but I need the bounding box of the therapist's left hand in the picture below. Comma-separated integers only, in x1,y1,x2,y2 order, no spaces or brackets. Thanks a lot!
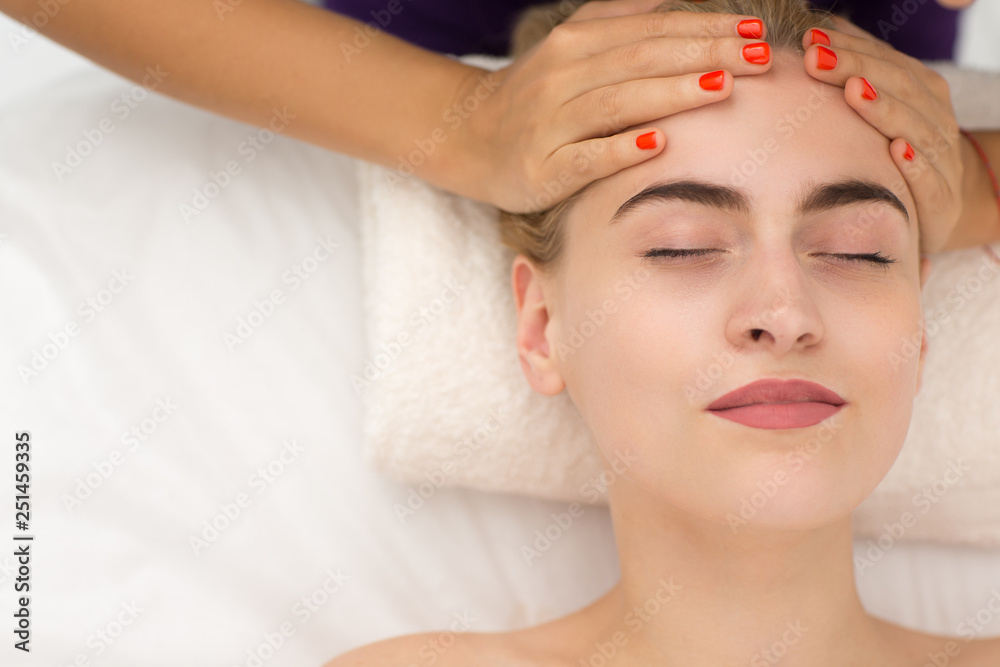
799,19,965,255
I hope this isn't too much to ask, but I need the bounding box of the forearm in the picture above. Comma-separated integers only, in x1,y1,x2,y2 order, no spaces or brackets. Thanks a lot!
943,130,1000,252
0,0,482,183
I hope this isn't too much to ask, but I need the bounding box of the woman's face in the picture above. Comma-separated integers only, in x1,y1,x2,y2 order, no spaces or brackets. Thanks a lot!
515,54,929,529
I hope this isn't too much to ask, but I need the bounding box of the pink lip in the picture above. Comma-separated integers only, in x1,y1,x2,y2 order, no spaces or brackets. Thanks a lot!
706,379,846,430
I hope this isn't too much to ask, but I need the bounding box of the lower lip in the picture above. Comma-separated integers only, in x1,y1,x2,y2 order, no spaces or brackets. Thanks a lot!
708,402,844,429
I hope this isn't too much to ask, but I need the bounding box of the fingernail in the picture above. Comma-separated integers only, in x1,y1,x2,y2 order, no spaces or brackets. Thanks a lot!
699,70,725,91
636,131,657,150
742,42,770,65
904,142,915,161
815,45,837,70
860,77,877,101
809,29,831,46
737,19,763,39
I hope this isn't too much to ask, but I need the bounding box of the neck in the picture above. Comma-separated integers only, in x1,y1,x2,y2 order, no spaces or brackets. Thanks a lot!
579,478,899,667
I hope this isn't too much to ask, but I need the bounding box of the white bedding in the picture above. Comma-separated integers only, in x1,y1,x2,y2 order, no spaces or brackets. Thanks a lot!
0,12,998,666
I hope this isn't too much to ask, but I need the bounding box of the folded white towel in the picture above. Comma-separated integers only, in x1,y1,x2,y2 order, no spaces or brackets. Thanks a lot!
358,57,1000,546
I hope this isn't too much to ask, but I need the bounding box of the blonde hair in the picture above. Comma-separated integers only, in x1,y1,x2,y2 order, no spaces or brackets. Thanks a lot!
498,0,835,273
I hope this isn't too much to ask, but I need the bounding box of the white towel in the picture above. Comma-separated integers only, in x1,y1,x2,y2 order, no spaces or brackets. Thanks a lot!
358,57,1000,547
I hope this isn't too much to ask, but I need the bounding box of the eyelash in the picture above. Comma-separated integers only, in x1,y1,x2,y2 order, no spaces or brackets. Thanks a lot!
642,248,898,271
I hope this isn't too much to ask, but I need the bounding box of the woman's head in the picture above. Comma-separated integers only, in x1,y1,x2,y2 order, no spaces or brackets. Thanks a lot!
500,0,837,272
506,0,930,531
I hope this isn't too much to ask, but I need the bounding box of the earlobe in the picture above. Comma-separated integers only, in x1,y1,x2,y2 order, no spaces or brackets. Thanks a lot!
916,256,931,394
916,318,928,394
511,255,566,396
919,255,932,289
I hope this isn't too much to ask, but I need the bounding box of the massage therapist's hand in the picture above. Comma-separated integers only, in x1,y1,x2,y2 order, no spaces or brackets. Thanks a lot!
447,0,775,214
800,19,969,254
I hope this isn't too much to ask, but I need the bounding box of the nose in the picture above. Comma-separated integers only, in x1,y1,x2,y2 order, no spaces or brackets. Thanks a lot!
725,250,825,355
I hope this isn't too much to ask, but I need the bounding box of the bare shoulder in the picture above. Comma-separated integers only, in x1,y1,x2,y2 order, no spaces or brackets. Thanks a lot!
949,636,1000,667
322,633,422,667
910,635,1000,667
323,629,556,667
873,617,1000,667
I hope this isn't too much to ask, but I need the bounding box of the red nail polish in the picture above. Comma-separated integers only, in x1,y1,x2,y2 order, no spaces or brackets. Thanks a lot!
815,45,837,70
737,19,763,39
860,77,877,101
903,143,915,161
699,70,725,91
742,42,770,65
636,131,657,150
809,29,831,46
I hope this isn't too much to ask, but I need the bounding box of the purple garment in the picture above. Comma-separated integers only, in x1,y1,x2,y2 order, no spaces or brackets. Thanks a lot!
322,0,960,60
809,0,959,61
323,0,539,56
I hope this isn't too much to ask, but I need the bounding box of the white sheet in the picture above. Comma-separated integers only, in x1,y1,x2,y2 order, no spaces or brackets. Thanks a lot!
0,12,998,666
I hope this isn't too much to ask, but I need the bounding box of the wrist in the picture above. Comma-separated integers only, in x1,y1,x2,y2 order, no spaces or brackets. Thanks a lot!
419,63,497,205
947,130,1000,251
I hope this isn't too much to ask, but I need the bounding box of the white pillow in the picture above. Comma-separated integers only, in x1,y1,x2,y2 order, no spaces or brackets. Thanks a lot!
360,58,1000,546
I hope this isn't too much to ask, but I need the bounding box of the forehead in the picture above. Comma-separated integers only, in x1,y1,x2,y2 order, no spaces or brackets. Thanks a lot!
581,53,909,226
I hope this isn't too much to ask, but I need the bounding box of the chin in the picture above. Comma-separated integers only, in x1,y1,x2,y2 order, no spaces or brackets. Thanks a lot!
674,439,889,534
709,482,864,533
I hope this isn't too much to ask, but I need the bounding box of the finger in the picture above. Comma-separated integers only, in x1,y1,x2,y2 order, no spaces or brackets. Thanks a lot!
802,26,895,63
801,28,945,97
889,137,954,254
841,76,960,169
541,127,668,203
550,10,767,57
552,36,770,100
550,70,733,146
802,43,950,119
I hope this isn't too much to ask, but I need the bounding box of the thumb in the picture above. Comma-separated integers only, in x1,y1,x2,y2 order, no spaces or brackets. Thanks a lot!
567,0,668,22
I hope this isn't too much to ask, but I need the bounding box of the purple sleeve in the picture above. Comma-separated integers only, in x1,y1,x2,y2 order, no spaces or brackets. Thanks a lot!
322,0,539,56
321,0,961,61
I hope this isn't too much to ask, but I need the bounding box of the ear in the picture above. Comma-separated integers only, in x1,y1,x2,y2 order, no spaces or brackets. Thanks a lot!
511,254,566,396
916,255,932,393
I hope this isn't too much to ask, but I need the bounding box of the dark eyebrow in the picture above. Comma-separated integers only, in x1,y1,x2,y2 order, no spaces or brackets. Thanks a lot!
608,178,909,227
797,179,909,225
608,180,751,225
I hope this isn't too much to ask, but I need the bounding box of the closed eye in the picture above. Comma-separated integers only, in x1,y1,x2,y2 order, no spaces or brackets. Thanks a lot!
819,251,898,274
641,248,898,272
642,248,719,259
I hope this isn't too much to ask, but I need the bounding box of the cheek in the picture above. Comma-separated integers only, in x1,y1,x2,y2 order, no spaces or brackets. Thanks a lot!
557,270,713,455
837,291,924,461
823,235,923,408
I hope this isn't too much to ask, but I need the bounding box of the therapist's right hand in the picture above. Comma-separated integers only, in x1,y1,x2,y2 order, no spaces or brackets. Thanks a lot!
448,0,774,214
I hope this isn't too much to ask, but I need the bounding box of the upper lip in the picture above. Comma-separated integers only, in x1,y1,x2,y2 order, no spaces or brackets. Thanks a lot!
707,379,846,410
